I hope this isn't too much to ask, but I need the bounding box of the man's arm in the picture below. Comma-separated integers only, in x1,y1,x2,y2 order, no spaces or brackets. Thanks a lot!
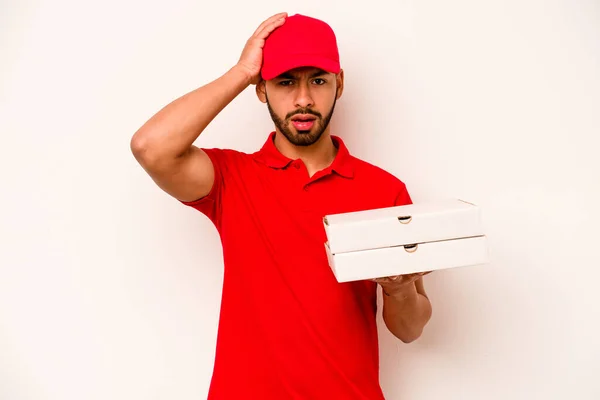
130,66,251,202
375,273,432,343
129,13,287,202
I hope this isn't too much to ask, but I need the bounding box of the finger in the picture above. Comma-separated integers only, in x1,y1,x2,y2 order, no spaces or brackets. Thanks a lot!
252,13,286,36
395,274,419,284
373,276,405,285
371,277,389,284
404,272,428,279
253,12,288,36
255,17,287,39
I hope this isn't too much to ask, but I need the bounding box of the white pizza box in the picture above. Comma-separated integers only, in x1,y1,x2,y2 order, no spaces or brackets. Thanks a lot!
323,198,484,254
324,235,489,283
322,198,489,282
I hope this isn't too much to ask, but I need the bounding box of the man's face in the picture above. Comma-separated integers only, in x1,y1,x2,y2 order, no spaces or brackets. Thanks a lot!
261,67,342,147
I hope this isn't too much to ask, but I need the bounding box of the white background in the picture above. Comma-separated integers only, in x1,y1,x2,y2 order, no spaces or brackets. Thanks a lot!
1,0,599,399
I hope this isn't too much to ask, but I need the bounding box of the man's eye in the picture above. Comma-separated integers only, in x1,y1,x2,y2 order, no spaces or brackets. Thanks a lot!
313,78,326,85
279,80,293,86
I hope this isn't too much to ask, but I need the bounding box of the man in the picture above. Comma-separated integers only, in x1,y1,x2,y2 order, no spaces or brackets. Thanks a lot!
131,12,432,400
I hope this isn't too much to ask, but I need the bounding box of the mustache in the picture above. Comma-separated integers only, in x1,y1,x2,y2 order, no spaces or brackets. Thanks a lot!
286,109,322,120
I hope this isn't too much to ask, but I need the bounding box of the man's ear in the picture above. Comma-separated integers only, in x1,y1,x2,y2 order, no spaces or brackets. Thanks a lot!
256,80,267,103
335,69,344,100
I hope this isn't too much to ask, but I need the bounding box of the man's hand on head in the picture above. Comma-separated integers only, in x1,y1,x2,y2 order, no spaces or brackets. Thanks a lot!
236,12,287,85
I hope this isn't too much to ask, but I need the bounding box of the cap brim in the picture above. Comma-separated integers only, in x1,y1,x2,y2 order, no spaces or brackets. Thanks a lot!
261,55,340,80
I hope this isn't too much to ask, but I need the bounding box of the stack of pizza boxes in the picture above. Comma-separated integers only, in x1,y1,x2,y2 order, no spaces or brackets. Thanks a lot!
323,199,489,283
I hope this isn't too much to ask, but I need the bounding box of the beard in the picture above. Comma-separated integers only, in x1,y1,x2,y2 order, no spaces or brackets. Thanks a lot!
266,96,337,147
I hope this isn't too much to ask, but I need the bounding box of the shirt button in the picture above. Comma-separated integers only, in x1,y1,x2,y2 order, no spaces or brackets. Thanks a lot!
294,163,300,169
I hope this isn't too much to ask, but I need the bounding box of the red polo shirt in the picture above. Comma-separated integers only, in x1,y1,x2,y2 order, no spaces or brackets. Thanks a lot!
182,132,412,399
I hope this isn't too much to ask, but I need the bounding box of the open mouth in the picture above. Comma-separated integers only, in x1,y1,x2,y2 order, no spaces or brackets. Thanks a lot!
291,114,317,131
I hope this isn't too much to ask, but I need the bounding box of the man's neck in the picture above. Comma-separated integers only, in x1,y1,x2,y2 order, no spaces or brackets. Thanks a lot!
273,130,338,177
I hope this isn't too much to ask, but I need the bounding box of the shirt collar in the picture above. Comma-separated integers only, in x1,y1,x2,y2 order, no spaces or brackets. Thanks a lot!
253,131,355,179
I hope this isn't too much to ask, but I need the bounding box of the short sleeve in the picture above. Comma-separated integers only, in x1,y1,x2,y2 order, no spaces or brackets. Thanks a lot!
180,148,229,229
393,181,413,206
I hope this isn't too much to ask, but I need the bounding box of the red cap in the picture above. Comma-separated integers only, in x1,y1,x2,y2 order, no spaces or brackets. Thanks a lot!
261,14,341,80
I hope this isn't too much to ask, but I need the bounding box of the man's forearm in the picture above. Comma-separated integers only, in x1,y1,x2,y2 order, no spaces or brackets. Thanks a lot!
382,284,432,343
131,65,252,162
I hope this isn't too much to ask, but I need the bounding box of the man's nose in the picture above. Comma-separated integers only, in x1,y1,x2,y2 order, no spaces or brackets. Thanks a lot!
294,83,314,109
